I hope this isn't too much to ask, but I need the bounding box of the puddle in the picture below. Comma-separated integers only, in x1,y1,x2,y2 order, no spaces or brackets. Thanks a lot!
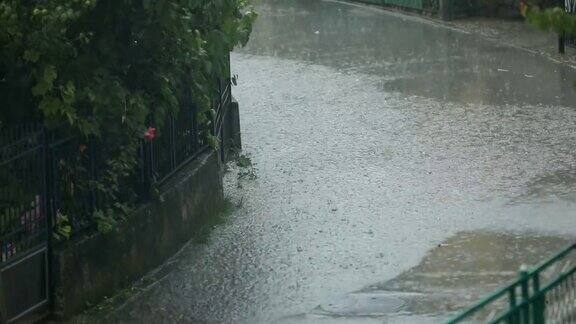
319,292,405,316
298,231,573,322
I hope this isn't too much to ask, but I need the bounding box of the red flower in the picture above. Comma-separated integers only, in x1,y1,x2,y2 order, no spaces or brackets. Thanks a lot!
144,127,157,141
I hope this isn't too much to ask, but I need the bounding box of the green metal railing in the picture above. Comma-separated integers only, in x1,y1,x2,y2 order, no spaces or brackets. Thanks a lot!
355,0,437,12
353,0,482,19
447,242,576,323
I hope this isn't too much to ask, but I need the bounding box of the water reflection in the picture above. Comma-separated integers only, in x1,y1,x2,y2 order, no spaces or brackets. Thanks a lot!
243,0,576,106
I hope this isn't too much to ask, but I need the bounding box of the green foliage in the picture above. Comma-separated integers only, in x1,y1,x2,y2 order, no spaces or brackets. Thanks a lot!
53,212,72,241
93,209,118,234
207,133,221,149
0,0,256,234
236,153,253,168
236,153,257,184
526,2,576,36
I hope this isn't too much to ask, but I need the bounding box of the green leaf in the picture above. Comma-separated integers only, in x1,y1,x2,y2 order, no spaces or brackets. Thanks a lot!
61,81,76,104
207,133,220,149
32,66,58,96
39,96,62,115
23,50,40,62
44,65,58,84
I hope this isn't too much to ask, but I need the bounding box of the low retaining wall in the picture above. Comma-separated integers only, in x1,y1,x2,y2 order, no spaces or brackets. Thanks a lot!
51,99,242,319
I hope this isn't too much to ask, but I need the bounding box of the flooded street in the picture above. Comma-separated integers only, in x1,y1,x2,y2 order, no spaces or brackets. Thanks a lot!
106,0,576,322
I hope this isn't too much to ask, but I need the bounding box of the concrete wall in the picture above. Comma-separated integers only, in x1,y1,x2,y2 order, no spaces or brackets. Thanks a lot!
51,101,241,318
220,99,242,162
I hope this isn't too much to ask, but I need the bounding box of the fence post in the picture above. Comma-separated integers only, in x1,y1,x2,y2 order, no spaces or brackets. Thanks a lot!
219,53,232,163
187,69,199,154
519,267,530,323
41,126,55,314
532,274,545,324
439,0,452,21
169,116,176,170
219,77,226,163
88,136,97,216
559,34,566,54
508,287,518,324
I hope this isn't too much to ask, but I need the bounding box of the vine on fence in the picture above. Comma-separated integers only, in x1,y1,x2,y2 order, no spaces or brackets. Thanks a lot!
0,0,256,234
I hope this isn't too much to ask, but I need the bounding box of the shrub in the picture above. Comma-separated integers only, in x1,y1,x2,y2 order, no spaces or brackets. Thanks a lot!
0,0,256,230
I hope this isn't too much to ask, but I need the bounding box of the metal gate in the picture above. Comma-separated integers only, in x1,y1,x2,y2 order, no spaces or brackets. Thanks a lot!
0,126,51,323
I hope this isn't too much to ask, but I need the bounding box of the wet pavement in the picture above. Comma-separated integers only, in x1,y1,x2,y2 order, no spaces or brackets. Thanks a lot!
95,0,576,322
445,17,576,69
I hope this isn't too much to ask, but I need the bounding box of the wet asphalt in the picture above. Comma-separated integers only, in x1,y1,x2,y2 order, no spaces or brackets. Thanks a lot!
104,0,576,323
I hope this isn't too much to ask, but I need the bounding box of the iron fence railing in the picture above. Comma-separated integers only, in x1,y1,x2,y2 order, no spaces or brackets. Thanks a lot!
48,135,97,234
0,125,48,263
354,0,438,12
352,0,518,18
0,74,232,265
0,124,52,323
447,243,576,323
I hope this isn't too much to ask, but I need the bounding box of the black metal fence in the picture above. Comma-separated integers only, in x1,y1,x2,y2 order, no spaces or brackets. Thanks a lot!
0,125,51,322
0,73,232,265
0,125,48,263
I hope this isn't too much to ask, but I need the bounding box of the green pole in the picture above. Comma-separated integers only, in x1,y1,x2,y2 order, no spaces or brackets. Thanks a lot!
519,267,530,323
532,274,545,324
508,287,518,324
